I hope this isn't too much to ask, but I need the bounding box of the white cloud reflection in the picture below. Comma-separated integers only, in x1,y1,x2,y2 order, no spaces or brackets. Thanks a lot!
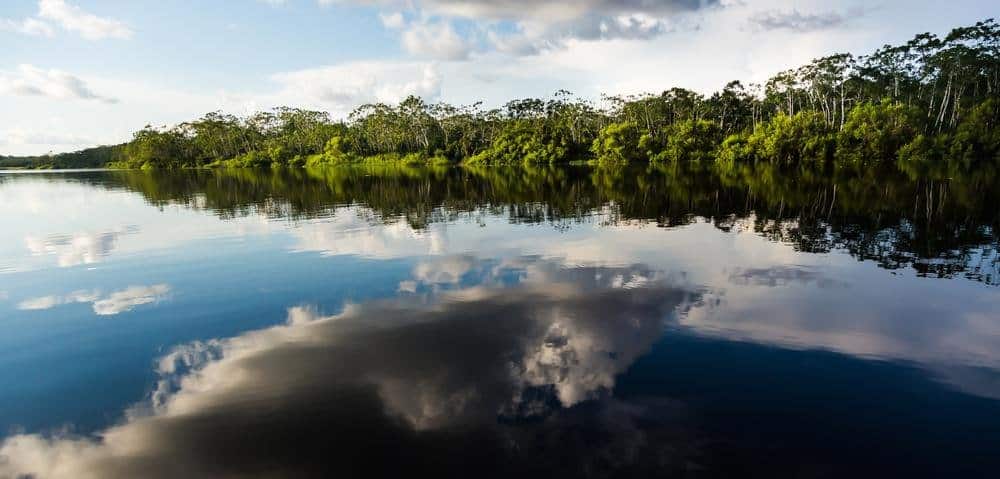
16,290,99,310
286,209,1000,399
0,257,698,478
92,284,170,315
24,226,139,268
16,284,169,316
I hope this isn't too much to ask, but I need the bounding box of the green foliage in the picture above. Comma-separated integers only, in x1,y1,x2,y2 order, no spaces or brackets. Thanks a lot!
837,101,922,163
948,98,1000,165
0,145,122,169
650,120,721,163
897,134,946,177
590,122,642,165
304,136,358,166
117,127,197,169
216,151,274,168
467,121,568,166
716,134,752,167
739,112,836,165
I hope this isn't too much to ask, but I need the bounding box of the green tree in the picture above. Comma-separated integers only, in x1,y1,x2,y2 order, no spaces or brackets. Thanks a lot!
837,101,922,163
590,122,642,165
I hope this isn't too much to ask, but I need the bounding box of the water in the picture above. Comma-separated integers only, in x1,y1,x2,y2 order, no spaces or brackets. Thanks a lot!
0,165,998,478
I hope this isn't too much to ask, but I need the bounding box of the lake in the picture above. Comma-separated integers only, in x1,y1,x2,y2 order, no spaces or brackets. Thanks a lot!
1,165,998,478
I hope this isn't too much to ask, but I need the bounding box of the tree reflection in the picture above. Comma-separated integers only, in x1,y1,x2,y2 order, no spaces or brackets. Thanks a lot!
50,163,999,285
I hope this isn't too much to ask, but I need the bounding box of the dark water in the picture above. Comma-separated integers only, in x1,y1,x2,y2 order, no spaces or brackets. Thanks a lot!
0,165,998,478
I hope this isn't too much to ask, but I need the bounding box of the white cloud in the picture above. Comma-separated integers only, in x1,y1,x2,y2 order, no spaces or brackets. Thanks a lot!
16,285,170,315
0,17,54,37
0,65,118,103
92,284,170,315
333,0,721,57
16,295,62,310
37,0,133,40
400,20,472,60
17,290,100,311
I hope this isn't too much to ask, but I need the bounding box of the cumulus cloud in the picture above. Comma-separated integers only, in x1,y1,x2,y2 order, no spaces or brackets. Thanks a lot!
0,257,699,478
37,0,133,40
482,11,685,56
1,1,131,40
16,285,169,315
0,65,118,103
329,0,719,57
476,1,711,52
400,20,472,60
749,8,865,32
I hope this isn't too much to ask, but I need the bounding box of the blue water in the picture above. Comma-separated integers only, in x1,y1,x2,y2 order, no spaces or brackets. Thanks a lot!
0,168,998,478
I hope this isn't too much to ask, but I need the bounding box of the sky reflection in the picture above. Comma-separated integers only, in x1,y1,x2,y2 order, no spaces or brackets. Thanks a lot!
1,170,999,477
1,257,700,478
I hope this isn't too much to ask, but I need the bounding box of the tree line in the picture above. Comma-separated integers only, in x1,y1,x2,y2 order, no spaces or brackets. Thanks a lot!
7,19,997,173
0,145,121,169
78,164,996,285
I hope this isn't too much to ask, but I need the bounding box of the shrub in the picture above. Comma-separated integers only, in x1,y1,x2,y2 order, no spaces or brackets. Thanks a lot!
837,100,922,163
747,111,836,165
650,119,721,163
590,121,643,165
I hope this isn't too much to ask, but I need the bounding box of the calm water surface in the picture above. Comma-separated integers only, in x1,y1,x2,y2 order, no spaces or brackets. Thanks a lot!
0,166,998,478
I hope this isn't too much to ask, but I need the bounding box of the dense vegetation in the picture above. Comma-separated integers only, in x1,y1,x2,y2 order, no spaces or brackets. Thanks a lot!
0,145,121,169
5,19,998,173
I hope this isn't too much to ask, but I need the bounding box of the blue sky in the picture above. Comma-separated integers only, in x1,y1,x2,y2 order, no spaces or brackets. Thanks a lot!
1,0,996,155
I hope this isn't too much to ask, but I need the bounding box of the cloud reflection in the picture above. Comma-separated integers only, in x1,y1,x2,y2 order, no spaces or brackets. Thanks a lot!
0,258,699,478
24,226,139,267
291,214,446,259
17,290,99,310
728,265,844,288
16,284,169,316
686,281,1000,398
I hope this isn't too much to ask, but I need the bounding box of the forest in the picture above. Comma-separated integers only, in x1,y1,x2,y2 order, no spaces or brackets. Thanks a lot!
7,19,999,174
0,145,119,169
